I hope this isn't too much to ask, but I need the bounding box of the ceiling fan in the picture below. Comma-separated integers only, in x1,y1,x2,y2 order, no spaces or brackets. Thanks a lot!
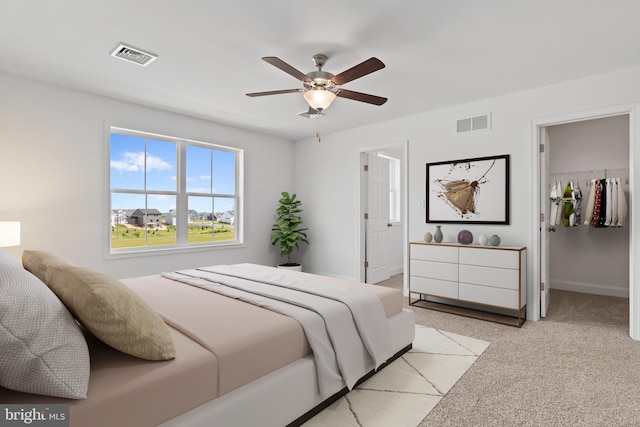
246,54,388,112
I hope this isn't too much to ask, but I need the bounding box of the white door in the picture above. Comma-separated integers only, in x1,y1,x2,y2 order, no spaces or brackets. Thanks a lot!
366,154,391,284
540,127,552,317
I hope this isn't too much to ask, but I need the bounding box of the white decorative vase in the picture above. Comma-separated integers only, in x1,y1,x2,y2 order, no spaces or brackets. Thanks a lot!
479,234,489,246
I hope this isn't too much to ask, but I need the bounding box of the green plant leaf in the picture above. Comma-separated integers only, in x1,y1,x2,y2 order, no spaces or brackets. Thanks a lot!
271,191,309,259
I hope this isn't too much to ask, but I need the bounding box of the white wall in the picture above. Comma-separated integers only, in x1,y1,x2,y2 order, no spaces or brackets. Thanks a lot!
547,115,630,297
0,72,294,278
293,65,640,320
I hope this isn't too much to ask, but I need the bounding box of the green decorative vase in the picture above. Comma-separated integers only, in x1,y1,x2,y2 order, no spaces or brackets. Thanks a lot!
489,234,501,246
424,232,433,243
434,225,443,243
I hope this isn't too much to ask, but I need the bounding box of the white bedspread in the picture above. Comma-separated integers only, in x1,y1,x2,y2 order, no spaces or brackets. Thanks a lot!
162,263,392,399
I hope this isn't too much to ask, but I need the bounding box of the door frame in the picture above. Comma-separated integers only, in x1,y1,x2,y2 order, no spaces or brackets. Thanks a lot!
358,140,409,293
530,103,640,339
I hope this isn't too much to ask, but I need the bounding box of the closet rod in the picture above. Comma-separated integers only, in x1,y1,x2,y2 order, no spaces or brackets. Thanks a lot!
549,167,629,185
549,167,628,177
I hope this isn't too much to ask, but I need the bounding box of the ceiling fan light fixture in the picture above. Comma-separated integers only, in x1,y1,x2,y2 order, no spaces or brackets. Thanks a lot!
304,88,336,110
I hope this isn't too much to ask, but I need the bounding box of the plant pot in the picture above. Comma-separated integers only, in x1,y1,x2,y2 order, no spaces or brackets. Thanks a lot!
277,263,302,271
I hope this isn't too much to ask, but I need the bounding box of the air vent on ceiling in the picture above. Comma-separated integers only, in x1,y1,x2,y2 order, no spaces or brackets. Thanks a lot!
110,43,157,67
456,113,491,133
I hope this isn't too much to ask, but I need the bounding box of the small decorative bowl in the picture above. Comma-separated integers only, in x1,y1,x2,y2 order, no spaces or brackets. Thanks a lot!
457,230,473,245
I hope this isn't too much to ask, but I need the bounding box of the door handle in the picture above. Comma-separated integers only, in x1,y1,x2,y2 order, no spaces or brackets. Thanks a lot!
387,223,392,227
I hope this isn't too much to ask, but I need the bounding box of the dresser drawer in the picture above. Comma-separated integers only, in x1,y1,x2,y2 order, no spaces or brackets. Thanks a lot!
410,276,458,299
459,247,519,269
410,244,458,263
459,264,519,290
459,283,520,309
410,259,458,281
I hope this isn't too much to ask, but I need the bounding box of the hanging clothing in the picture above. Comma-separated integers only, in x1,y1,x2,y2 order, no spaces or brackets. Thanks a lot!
557,175,626,229
583,176,627,228
590,179,604,227
598,179,608,228
562,182,573,227
549,181,562,226
610,178,618,227
617,177,628,227
571,180,582,226
604,179,613,227
583,179,596,225
554,182,564,225
562,180,582,227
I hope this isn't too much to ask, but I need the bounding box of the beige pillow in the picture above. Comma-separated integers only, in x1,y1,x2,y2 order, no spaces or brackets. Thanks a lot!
46,264,176,361
22,249,71,283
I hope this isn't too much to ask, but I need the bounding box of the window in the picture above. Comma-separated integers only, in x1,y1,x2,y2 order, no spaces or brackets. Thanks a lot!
379,154,401,223
109,127,242,253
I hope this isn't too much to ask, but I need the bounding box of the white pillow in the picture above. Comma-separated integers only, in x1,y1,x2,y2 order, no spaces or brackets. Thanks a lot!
0,251,90,399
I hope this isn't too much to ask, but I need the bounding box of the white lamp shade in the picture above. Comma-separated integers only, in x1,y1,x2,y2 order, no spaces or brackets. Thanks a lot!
0,222,21,247
303,88,336,110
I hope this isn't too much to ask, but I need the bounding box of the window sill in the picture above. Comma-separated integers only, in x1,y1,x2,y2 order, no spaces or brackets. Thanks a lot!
105,242,246,260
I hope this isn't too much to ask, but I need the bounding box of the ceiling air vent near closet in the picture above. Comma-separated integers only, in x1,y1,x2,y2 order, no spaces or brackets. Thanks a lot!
110,43,158,67
456,113,491,133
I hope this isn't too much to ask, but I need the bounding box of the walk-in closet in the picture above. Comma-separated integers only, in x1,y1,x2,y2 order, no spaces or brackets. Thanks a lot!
546,115,630,304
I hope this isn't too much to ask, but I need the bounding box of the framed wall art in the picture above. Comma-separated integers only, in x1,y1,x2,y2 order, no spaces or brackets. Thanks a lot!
426,154,510,224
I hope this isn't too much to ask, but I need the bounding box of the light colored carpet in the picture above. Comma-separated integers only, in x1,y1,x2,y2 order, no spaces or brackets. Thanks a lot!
376,274,640,426
302,325,490,427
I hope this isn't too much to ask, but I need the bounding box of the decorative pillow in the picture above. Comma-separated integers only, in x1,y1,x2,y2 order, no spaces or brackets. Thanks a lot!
45,264,176,361
22,249,71,283
0,250,89,399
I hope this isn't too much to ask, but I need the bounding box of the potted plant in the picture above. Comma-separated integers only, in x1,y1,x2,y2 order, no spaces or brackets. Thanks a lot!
270,192,309,270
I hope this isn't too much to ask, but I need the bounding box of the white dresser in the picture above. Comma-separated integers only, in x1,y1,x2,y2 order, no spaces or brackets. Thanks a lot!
409,242,526,326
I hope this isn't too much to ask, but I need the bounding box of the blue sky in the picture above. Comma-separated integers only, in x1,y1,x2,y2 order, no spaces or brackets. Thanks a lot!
110,133,236,213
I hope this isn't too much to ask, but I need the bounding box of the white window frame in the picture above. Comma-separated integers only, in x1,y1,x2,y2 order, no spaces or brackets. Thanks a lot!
379,154,401,223
107,126,244,258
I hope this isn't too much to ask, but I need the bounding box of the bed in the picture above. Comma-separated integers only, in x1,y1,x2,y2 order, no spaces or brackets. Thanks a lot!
0,251,415,427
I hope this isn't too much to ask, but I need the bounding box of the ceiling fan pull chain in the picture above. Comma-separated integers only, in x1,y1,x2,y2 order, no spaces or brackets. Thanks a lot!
316,115,322,143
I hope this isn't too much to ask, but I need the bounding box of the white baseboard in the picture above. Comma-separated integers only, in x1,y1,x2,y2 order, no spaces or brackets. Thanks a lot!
389,266,404,277
551,279,629,299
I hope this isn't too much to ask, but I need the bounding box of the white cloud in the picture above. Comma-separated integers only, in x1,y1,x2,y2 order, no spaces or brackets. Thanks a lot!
200,175,211,180
111,152,172,172
149,195,175,201
187,187,210,193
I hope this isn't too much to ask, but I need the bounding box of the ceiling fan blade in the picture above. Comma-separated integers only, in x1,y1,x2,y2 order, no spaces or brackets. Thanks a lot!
246,89,304,97
331,57,385,86
336,89,387,106
262,57,313,83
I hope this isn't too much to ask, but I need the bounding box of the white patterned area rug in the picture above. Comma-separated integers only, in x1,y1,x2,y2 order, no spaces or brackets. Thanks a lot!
302,325,490,427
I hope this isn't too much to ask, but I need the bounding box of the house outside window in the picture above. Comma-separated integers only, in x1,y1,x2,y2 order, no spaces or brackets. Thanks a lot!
109,127,242,254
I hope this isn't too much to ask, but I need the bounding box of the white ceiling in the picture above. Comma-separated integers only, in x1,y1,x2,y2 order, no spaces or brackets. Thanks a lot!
2,1,640,141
